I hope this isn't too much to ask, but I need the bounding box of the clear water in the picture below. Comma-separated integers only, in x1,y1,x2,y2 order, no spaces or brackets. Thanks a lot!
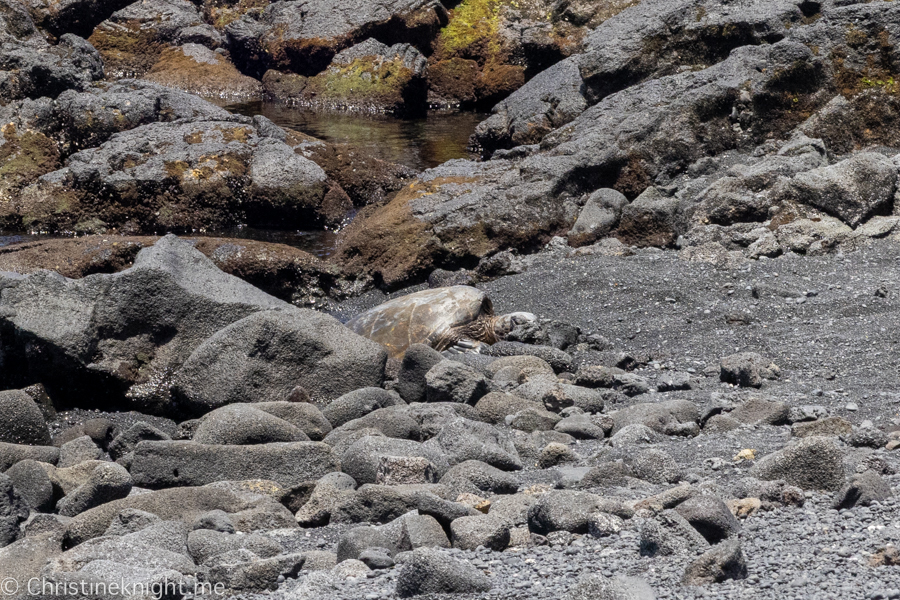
222,101,487,171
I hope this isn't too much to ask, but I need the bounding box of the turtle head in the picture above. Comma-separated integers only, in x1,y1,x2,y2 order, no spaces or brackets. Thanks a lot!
492,312,538,339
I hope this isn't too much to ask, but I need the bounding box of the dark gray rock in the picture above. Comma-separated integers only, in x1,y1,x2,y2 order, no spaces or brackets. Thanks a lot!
404,402,483,439
208,552,306,591
720,352,780,388
555,414,605,439
0,442,59,471
251,401,332,441
187,528,281,564
323,388,404,428
226,0,445,78
729,397,789,426
330,484,475,527
4,459,54,512
50,80,236,150
171,309,387,415
191,510,235,534
475,392,543,424
484,342,573,373
750,436,846,491
847,426,890,449
682,539,748,585
424,418,522,471
0,33,103,102
574,365,651,396
568,188,628,247
398,513,451,550
341,436,450,485
674,495,741,544
21,118,346,233
611,400,699,437
57,435,102,468
628,449,683,485
293,472,357,527
832,472,893,509
776,152,897,227
359,547,395,570
639,510,709,557
337,525,397,562
107,423,170,461
425,360,490,405
131,441,339,488
328,406,423,443
193,404,308,445
0,236,289,414
0,390,51,445
63,486,254,546
450,515,509,551
474,0,804,155
56,463,133,517
527,490,600,535
0,472,29,547
439,460,519,497
396,344,445,403
104,508,162,536
396,547,492,597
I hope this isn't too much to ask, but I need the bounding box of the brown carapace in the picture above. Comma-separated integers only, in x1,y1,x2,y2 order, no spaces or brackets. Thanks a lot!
345,285,536,358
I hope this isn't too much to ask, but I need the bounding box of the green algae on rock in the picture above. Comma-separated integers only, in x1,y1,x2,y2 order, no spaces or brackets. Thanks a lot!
272,39,428,114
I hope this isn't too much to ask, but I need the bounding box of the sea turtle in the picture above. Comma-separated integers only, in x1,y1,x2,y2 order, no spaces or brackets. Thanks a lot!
346,286,537,358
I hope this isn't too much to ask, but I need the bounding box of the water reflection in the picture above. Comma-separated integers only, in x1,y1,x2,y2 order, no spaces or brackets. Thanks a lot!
222,101,487,171
199,227,339,258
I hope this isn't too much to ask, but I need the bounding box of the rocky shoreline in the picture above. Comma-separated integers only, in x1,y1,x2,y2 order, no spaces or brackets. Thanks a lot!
4,0,900,598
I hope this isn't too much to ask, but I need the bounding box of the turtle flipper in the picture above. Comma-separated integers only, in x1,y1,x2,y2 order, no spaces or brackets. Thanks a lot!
444,339,482,355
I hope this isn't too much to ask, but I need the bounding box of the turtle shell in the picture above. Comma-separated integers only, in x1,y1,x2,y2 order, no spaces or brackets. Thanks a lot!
345,286,494,357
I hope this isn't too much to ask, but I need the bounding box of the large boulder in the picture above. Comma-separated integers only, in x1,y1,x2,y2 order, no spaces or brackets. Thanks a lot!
171,307,387,414
130,441,340,488
87,0,212,77
226,0,446,78
16,119,350,233
323,388,404,428
0,236,306,413
473,0,806,154
749,436,846,491
423,418,522,471
1,13,104,103
0,442,59,471
145,43,263,99
774,152,897,228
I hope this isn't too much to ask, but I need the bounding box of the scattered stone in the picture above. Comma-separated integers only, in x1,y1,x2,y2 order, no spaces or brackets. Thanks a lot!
832,472,893,509
720,353,780,388
750,436,846,491
682,539,748,585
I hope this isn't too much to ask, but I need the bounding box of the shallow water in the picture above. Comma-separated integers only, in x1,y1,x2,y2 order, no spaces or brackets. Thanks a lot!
198,226,340,258
222,101,487,171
